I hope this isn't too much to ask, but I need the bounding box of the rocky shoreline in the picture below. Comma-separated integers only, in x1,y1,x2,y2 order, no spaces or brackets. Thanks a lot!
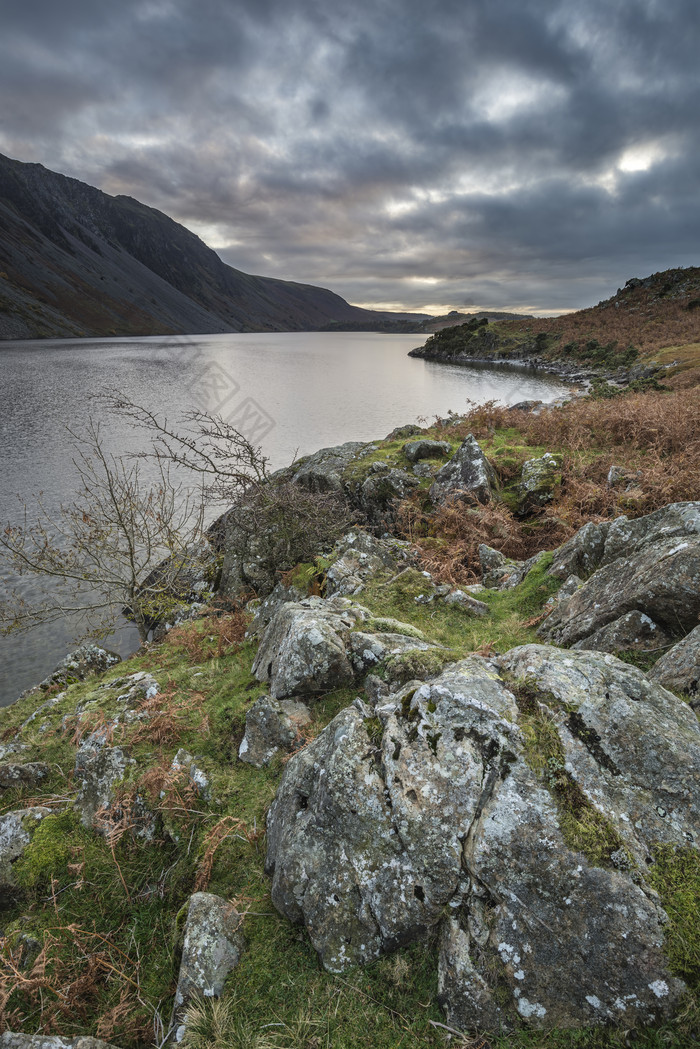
1,414,699,1048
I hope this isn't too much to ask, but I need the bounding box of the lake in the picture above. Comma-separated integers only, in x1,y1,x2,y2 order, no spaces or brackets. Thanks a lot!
0,331,567,706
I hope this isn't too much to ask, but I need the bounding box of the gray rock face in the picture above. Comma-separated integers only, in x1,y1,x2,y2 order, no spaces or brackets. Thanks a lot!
572,609,672,654
516,452,560,514
239,696,312,767
73,730,134,830
359,468,420,529
247,583,306,639
325,531,414,598
0,762,49,789
170,892,244,1043
649,624,700,695
0,807,52,890
402,439,452,463
252,597,369,698
542,531,700,648
325,532,407,595
265,646,698,1031
479,545,547,591
550,502,700,581
292,441,367,494
429,435,498,506
37,644,121,692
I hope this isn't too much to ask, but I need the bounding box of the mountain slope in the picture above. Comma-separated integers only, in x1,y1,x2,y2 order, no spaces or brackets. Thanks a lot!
0,153,425,339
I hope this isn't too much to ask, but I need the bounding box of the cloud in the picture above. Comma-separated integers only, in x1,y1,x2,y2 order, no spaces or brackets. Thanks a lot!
0,0,697,313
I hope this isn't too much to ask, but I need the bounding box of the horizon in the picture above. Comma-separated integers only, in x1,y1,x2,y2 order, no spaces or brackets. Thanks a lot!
1,1,698,316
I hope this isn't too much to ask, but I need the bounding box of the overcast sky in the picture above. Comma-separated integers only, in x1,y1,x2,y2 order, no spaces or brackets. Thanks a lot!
1,0,698,315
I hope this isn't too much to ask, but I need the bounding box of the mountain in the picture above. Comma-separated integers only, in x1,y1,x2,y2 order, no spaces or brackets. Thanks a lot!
0,153,428,340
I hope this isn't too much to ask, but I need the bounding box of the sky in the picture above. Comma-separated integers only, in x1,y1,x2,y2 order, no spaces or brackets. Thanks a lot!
1,0,698,316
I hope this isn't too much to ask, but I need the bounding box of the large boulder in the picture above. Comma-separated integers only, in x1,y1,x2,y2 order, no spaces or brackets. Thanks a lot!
359,467,420,529
402,439,452,463
170,893,244,1043
325,531,415,598
292,441,367,495
265,646,698,1031
252,596,438,699
550,501,700,580
571,609,673,654
648,624,700,696
542,502,700,649
429,435,498,506
252,597,368,698
31,645,121,694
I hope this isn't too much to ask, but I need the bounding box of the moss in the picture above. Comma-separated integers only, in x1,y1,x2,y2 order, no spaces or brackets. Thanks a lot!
648,844,700,988
384,648,456,685
511,679,631,869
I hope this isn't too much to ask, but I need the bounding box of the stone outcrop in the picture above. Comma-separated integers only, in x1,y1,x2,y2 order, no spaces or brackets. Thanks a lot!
649,624,700,696
515,452,560,514
265,645,698,1031
325,531,415,598
170,893,244,1043
292,441,367,494
1,807,52,891
359,466,419,529
542,502,700,650
252,596,439,699
402,439,451,463
0,762,49,790
239,696,312,767
429,435,498,505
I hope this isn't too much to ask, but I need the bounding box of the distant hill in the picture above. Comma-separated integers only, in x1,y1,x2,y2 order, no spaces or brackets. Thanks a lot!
0,153,427,340
415,309,524,333
410,268,700,370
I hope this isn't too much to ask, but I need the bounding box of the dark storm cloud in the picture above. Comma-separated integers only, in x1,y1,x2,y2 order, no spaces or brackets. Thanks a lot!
1,0,698,312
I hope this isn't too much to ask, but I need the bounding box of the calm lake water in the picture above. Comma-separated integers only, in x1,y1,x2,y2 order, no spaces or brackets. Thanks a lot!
0,331,567,706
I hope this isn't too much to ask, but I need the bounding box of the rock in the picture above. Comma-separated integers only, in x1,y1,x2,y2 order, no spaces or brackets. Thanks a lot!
292,441,367,495
551,502,700,581
441,590,489,615
170,892,244,1043
541,531,700,648
252,597,367,698
549,520,611,580
247,582,306,639
0,762,49,789
607,464,642,488
648,624,700,695
429,435,498,505
0,807,52,891
359,468,419,529
325,531,414,598
36,644,121,692
171,749,211,799
402,439,452,463
347,631,439,677
73,731,145,834
239,696,312,767
479,545,547,590
265,646,698,1030
385,424,423,441
572,609,673,654
508,399,542,412
516,452,560,514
